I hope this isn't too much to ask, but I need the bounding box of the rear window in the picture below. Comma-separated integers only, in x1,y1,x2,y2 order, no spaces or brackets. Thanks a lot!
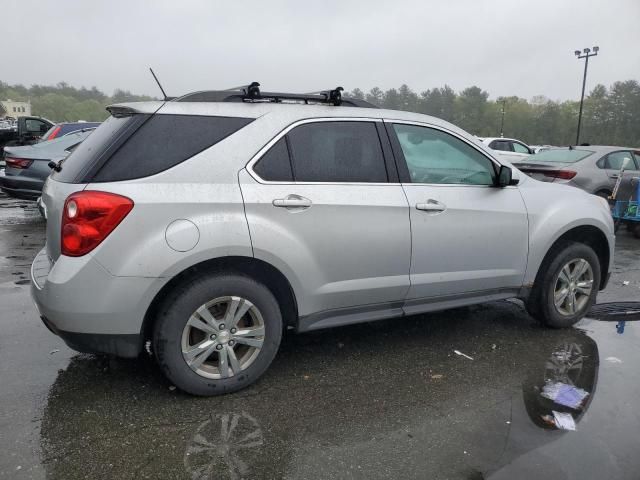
53,114,253,183
52,115,137,183
530,149,594,163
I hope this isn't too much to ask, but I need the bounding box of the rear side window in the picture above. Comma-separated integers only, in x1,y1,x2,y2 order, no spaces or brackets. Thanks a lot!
286,122,387,183
253,138,293,181
489,140,512,152
93,115,253,182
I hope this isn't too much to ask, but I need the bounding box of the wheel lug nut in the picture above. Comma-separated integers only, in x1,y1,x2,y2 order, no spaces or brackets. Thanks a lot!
210,334,216,340
229,340,235,346
230,328,237,334
219,324,225,330
216,344,223,350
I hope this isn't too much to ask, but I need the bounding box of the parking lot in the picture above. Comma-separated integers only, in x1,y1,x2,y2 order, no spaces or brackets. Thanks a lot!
0,191,638,479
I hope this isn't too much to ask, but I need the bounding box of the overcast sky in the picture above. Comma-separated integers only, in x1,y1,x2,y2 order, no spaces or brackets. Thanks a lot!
3,0,639,101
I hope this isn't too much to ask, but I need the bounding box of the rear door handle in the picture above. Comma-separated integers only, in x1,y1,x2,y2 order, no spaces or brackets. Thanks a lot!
609,174,619,179
273,194,312,209
416,199,446,212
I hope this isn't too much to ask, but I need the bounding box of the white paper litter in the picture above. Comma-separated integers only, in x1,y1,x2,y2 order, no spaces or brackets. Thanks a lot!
453,350,473,360
623,281,630,286
552,411,576,431
541,381,589,410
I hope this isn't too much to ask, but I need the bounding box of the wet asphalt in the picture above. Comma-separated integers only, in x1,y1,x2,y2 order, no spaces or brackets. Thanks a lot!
1,191,639,480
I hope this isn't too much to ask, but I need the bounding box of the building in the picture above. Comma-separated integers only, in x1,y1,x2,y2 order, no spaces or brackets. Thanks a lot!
0,100,31,118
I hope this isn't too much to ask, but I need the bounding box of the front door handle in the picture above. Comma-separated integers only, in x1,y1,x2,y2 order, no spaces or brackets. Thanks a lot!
609,173,619,179
273,194,312,209
416,199,446,212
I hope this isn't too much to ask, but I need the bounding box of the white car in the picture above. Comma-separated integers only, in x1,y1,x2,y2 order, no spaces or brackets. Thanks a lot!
478,137,534,162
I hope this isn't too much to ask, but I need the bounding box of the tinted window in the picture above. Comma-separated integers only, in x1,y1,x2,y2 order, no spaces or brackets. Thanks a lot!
393,124,495,185
52,115,138,183
93,115,254,182
253,138,293,181
489,140,512,151
287,122,387,183
605,151,636,170
512,142,530,154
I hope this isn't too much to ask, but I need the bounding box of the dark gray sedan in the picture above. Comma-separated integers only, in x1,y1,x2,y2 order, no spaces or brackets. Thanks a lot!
0,129,94,200
514,146,640,198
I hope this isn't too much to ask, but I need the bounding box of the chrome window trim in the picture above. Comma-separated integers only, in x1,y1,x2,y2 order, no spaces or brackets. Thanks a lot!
245,117,397,186
245,116,514,189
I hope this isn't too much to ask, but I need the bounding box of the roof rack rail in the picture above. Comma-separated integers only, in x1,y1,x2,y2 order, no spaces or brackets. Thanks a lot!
175,83,378,108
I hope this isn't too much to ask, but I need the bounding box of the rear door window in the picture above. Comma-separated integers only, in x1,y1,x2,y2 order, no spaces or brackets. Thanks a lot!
489,140,512,152
604,151,635,170
286,121,388,183
253,138,293,181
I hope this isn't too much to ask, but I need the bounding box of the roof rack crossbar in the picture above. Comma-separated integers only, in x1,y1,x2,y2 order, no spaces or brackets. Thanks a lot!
175,84,378,108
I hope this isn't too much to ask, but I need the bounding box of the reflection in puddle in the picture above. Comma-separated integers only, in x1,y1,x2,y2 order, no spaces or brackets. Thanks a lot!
184,412,264,480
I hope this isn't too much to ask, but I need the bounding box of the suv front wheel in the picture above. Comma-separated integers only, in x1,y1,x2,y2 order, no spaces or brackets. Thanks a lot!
527,242,601,328
153,273,283,396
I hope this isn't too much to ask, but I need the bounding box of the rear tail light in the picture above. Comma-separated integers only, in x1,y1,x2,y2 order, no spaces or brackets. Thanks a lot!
5,157,33,169
521,168,577,180
543,170,577,180
47,125,62,140
61,191,134,257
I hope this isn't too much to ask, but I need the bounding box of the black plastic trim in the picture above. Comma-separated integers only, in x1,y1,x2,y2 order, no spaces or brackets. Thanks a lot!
40,316,141,358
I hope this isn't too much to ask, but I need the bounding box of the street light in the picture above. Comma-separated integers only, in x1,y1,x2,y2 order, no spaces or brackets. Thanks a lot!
574,46,599,145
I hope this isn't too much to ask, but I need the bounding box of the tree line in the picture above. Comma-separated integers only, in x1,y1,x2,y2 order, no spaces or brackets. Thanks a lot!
348,80,640,147
1,79,638,147
0,81,156,123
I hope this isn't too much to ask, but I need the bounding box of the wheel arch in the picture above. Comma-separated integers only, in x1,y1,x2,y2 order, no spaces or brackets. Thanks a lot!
534,225,611,291
141,256,299,346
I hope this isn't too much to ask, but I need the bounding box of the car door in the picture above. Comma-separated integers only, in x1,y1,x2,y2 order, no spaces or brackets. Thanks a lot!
602,150,638,190
239,119,411,328
386,121,529,312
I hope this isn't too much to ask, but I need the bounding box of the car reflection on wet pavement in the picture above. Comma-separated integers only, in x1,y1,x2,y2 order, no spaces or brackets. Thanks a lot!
1,191,640,480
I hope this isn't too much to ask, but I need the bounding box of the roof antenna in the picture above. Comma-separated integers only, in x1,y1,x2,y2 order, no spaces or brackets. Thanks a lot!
149,67,168,101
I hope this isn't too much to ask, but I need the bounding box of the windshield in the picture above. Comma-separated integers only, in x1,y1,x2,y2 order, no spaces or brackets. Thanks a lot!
530,149,594,163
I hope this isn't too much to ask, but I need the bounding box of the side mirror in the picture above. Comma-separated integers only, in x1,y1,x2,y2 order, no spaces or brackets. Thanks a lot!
496,165,518,187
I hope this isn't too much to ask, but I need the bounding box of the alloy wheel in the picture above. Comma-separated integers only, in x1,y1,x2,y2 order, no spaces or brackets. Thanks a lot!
553,258,594,316
181,296,265,379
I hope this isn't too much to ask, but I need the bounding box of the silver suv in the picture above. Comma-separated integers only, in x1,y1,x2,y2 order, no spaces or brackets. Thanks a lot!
31,85,615,396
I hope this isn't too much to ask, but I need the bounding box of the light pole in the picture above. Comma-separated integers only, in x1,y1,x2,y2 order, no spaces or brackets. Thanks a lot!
574,46,599,145
499,98,506,138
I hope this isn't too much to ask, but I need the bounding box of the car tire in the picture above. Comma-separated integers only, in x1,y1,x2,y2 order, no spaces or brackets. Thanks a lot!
153,272,282,396
526,242,601,328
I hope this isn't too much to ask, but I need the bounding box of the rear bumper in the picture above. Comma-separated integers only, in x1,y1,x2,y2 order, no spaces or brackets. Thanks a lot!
0,171,43,199
30,247,165,358
39,315,141,357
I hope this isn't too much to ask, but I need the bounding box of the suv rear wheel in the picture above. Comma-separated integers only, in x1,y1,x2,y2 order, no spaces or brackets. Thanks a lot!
527,242,600,328
153,273,282,396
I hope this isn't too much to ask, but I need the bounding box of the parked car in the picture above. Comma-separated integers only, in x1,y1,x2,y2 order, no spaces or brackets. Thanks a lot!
0,116,54,152
0,129,93,199
478,137,534,161
31,86,614,396
513,146,640,199
40,122,101,142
